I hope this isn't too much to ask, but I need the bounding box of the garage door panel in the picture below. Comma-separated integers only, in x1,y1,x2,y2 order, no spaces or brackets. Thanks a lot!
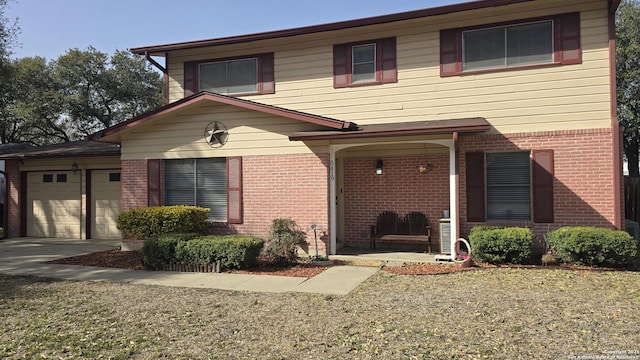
27,172,81,238
91,170,122,240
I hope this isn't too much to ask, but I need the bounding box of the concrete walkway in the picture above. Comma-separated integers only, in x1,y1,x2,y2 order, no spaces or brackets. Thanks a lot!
0,238,378,295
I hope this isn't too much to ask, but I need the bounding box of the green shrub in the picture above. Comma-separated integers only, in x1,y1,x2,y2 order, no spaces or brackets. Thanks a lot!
117,205,209,240
142,233,199,270
175,235,264,269
468,226,533,264
263,218,307,265
546,226,638,267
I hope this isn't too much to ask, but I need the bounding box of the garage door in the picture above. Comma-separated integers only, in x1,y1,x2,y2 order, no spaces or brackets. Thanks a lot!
91,170,122,239
27,171,81,238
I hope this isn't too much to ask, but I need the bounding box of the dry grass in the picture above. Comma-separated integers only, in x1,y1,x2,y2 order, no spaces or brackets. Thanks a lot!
1,268,639,359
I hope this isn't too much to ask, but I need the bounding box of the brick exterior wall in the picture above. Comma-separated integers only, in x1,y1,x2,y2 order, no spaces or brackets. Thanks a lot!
117,128,620,255
343,154,450,250
4,160,21,238
232,153,330,255
458,128,619,249
121,159,150,212
121,155,330,254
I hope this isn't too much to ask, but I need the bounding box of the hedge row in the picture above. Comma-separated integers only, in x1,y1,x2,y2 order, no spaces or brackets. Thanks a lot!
142,233,264,271
547,226,637,267
117,206,209,240
468,225,638,268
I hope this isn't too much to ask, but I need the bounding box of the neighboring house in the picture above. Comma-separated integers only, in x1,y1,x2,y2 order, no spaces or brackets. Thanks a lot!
0,0,623,259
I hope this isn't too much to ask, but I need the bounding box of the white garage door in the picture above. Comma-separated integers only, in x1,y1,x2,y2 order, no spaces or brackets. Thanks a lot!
27,171,81,238
91,170,122,239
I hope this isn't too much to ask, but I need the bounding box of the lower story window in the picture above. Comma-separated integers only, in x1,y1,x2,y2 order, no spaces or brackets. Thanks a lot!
485,152,531,221
164,158,227,221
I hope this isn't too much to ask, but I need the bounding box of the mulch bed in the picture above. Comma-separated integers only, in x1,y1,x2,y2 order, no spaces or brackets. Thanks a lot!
46,249,330,278
46,249,625,278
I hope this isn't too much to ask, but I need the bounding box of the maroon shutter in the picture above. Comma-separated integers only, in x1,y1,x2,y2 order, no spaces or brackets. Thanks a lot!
558,12,581,65
532,149,554,223
440,29,461,77
148,159,161,207
333,44,350,88
259,53,275,94
183,61,198,97
227,157,243,224
379,37,397,83
466,152,486,222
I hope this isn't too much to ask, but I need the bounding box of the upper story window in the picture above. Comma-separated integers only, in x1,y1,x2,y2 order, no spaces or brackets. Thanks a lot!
333,37,397,88
463,20,553,71
441,12,580,76
184,53,274,97
352,44,376,83
200,58,258,94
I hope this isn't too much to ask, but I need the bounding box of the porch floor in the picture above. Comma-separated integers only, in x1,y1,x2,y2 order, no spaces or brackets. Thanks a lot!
331,246,452,266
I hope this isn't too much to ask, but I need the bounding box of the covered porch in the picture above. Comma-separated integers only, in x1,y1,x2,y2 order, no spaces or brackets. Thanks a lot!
290,118,491,259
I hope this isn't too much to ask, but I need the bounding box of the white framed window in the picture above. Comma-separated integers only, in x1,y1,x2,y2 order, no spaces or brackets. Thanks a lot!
352,43,376,83
462,20,554,71
485,152,531,221
199,58,258,94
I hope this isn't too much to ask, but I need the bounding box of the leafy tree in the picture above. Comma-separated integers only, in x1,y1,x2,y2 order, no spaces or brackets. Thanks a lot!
54,47,163,139
10,56,69,144
0,0,20,143
0,47,163,145
617,0,640,176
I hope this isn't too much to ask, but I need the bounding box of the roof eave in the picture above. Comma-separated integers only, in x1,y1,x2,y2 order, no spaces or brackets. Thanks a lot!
130,0,534,56
88,92,355,141
289,121,491,141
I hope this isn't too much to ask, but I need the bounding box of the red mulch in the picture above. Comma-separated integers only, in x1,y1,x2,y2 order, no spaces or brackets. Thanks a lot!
46,250,329,278
47,250,622,278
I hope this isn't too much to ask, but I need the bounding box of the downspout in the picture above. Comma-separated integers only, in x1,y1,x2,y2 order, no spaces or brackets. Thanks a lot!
609,0,623,229
144,51,170,106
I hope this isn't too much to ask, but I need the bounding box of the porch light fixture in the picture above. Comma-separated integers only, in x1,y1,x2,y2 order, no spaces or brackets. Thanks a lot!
376,159,383,175
71,161,79,174
418,163,434,174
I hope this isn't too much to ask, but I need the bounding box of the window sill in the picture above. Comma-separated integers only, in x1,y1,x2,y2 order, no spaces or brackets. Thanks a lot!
443,61,564,77
334,80,395,89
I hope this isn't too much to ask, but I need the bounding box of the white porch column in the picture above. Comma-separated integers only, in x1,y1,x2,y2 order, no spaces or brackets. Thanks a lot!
329,145,337,255
449,143,458,261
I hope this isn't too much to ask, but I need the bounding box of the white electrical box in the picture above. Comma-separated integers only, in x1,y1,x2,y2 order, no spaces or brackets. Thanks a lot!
440,218,451,254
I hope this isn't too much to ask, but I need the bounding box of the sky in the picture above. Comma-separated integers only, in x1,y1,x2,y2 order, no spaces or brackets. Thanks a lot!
4,0,459,61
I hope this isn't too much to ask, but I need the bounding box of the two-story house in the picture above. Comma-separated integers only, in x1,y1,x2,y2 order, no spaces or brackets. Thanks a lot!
0,0,623,259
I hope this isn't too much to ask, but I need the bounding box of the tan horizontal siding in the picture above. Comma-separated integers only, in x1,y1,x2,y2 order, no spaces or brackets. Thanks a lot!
163,0,610,136
120,103,325,160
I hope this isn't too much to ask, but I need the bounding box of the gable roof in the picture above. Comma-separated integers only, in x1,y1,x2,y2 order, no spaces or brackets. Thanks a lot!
0,140,120,160
131,0,535,56
87,91,357,142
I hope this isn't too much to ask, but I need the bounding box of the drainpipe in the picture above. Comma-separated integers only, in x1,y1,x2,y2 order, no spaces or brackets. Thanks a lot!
609,0,623,229
144,51,166,74
143,51,169,105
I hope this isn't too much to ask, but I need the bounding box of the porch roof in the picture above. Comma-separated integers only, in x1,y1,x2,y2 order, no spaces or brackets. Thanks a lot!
288,117,490,141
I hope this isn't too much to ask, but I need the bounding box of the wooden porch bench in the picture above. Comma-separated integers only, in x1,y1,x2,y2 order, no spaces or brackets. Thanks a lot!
369,211,432,253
